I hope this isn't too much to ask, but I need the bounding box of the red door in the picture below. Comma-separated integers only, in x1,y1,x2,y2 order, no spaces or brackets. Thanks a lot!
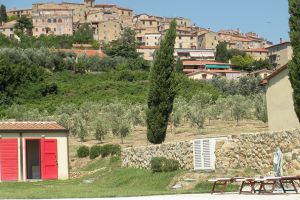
0,139,19,181
41,139,58,180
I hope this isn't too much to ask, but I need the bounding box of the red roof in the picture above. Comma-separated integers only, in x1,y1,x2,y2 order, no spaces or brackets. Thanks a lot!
183,60,228,66
243,48,268,53
0,122,68,132
59,49,106,58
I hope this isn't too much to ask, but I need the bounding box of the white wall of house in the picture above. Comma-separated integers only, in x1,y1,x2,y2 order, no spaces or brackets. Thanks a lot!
266,68,300,131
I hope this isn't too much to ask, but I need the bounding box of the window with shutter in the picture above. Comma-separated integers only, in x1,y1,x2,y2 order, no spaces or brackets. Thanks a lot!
193,139,216,170
193,140,202,170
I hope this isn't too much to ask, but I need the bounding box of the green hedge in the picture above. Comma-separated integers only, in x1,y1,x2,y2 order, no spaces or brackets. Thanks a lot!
88,144,121,160
77,145,90,158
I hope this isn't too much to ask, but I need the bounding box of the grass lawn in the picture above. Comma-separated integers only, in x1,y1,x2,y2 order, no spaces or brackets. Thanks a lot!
0,157,239,199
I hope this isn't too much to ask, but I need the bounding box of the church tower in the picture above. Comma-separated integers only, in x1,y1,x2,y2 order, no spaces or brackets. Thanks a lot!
84,0,95,7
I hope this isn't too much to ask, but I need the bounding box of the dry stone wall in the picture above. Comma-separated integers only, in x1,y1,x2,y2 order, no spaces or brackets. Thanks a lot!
122,141,194,170
122,129,300,175
216,129,300,175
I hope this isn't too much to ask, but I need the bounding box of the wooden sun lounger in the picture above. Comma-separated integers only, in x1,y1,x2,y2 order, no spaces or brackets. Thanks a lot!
237,178,258,194
208,178,233,194
209,177,244,194
279,176,300,194
256,177,281,194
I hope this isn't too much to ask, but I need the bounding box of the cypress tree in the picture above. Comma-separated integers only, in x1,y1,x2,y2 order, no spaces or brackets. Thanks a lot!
289,0,300,121
146,20,177,144
215,41,229,63
0,4,7,23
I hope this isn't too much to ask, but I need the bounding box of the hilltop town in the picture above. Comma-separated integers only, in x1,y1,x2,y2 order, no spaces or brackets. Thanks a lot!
1,0,291,72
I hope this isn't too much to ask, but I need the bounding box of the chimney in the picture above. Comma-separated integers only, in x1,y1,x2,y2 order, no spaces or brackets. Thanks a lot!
280,38,283,44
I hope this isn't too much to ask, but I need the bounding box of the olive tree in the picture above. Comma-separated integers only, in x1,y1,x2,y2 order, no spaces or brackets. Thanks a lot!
253,93,268,123
94,117,109,143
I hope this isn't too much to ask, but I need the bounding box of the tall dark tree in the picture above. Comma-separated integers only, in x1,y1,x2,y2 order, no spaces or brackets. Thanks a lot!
289,0,300,121
215,41,229,62
0,4,7,24
103,27,139,58
146,20,177,144
15,16,33,36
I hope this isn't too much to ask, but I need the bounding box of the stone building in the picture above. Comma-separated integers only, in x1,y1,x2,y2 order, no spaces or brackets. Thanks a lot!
31,0,133,42
0,20,17,38
133,14,162,44
7,8,32,18
32,9,74,36
243,48,269,60
266,41,293,68
144,33,161,46
198,31,220,49
218,29,271,50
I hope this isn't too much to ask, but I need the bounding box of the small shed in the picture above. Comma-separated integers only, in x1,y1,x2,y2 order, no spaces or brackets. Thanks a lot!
0,122,69,181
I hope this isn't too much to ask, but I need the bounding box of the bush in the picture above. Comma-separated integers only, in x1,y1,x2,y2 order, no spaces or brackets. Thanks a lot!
110,144,121,156
77,145,90,158
163,159,180,172
100,144,121,158
150,157,180,173
89,145,102,159
150,157,167,172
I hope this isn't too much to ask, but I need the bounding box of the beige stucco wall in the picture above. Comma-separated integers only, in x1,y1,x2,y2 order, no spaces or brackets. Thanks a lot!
268,43,293,67
266,68,300,131
198,32,219,49
0,28,15,38
0,132,69,181
137,48,156,61
245,51,268,60
189,72,215,80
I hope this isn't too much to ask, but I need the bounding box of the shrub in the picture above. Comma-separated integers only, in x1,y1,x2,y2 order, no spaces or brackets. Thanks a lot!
100,144,121,158
150,157,167,172
89,145,102,159
150,157,180,172
162,159,180,172
110,144,121,156
77,145,90,158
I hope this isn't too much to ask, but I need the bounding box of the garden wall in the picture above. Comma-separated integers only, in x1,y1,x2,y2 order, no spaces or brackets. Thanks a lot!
122,129,300,175
215,129,300,175
122,141,194,169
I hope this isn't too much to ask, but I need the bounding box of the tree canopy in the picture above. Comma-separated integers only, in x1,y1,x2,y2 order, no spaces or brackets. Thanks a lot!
74,23,95,44
15,16,33,36
103,28,139,59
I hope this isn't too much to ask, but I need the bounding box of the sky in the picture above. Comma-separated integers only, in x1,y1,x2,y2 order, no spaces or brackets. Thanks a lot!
2,0,289,43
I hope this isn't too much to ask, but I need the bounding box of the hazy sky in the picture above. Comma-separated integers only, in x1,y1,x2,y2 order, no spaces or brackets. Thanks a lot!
2,0,289,43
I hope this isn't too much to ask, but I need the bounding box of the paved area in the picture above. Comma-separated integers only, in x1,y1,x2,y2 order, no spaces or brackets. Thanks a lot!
16,194,300,200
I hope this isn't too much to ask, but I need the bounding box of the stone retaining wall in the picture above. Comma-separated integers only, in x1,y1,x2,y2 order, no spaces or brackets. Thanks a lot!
122,129,300,175
215,129,300,175
122,141,194,170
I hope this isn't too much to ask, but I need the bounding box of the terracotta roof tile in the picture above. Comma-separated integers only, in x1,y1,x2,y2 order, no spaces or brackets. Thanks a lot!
243,48,269,53
0,122,68,132
183,60,228,66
